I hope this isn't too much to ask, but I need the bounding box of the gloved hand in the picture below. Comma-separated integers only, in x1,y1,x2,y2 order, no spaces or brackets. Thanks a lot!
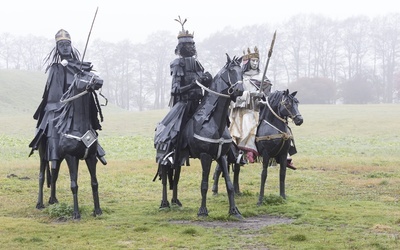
199,71,212,87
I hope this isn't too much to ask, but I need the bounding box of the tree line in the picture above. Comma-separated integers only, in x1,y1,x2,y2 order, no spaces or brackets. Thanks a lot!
1,13,400,109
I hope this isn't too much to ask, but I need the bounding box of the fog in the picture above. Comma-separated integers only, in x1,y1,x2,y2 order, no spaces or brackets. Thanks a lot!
0,0,396,43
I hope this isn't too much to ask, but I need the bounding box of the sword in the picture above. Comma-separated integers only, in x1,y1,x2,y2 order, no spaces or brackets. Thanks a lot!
80,7,99,70
259,30,277,94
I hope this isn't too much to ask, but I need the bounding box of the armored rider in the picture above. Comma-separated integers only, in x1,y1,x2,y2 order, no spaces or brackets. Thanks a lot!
229,46,296,169
154,17,212,168
29,29,106,166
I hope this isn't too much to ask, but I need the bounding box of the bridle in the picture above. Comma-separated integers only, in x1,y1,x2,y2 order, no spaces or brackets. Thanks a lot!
196,65,242,98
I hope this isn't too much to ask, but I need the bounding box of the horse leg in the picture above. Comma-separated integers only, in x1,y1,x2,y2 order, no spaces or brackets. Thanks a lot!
85,154,102,217
212,163,222,195
278,154,287,199
171,165,182,207
233,163,241,195
258,154,270,206
36,144,47,209
49,159,61,204
218,156,243,219
159,163,170,209
198,153,212,217
65,155,81,220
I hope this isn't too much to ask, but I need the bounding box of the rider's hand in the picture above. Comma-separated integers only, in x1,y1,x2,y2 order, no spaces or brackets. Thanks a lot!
199,71,212,87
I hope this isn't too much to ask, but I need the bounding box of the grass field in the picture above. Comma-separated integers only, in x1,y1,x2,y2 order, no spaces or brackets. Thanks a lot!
0,104,399,249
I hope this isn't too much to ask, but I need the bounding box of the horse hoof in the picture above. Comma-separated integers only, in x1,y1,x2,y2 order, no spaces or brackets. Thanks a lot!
171,199,182,207
197,207,208,217
159,200,170,210
48,197,59,205
36,203,45,210
93,208,103,217
72,212,81,220
229,206,243,220
231,213,244,220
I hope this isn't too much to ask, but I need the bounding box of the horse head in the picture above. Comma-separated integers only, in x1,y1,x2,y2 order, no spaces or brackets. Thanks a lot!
74,71,103,92
214,54,244,101
278,90,303,126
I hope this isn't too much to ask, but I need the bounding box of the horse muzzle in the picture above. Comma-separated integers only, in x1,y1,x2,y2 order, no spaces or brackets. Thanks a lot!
293,115,303,126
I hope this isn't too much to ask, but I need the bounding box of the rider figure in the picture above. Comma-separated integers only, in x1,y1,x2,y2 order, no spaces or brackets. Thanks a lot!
154,17,212,167
229,46,296,169
29,29,106,166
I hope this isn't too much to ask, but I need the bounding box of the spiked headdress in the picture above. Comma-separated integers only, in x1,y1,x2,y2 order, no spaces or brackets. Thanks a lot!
242,46,259,61
175,16,194,43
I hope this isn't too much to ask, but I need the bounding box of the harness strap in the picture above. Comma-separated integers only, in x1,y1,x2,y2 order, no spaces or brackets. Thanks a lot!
255,133,292,142
193,133,232,159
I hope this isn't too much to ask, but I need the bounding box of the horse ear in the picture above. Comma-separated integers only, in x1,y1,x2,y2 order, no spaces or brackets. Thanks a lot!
285,89,289,95
291,91,298,97
238,56,243,64
226,53,231,63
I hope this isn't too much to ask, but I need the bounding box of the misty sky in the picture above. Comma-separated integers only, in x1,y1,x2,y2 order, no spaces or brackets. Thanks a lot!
0,0,397,44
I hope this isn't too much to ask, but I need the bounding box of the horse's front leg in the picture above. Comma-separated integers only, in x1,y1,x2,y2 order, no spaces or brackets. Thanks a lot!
85,154,102,217
278,154,287,199
212,164,222,195
171,165,182,207
258,152,270,206
198,153,212,217
65,155,81,220
218,156,243,219
36,145,48,209
49,159,61,205
159,163,170,209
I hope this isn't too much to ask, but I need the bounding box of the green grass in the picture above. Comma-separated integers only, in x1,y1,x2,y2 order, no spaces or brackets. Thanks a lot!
1,104,400,249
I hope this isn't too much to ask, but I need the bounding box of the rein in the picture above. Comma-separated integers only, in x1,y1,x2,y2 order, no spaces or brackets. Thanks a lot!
264,96,287,123
60,90,88,103
196,80,230,98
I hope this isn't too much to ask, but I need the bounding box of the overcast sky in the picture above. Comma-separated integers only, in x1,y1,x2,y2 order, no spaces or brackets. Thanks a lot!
0,0,397,44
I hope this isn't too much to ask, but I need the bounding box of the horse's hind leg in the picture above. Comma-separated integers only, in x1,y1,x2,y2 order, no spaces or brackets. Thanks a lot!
233,163,241,195
198,153,212,217
85,154,102,217
212,164,222,195
171,165,182,207
65,155,81,220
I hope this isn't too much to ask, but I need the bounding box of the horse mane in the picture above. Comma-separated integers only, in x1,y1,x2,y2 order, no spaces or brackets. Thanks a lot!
268,90,284,108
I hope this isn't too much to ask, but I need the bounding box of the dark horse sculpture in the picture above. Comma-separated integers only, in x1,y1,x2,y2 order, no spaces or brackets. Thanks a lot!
256,90,303,204
156,55,244,218
52,70,104,219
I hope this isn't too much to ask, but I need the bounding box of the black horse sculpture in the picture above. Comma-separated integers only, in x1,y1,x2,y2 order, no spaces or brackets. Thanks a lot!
53,70,104,219
256,90,303,204
157,55,244,218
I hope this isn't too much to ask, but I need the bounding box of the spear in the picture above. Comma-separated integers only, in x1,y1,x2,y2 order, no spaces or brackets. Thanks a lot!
80,7,99,69
259,30,277,93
